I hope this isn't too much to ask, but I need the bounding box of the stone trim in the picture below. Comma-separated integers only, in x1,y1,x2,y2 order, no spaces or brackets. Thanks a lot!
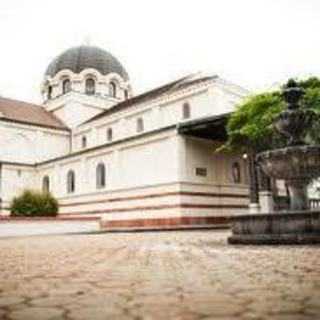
59,191,249,208
100,215,230,229
61,203,248,216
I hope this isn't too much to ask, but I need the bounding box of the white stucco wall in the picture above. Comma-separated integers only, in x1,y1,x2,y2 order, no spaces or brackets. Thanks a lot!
0,121,70,164
35,129,179,200
0,164,37,211
72,78,246,152
179,135,249,186
53,101,104,129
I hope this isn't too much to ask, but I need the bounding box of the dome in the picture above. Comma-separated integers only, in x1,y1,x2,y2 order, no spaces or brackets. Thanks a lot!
45,45,129,80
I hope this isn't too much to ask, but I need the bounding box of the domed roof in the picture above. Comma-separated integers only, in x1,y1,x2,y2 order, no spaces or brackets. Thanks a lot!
45,45,129,80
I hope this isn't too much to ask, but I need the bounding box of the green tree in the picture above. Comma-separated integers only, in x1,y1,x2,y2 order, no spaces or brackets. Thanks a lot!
224,77,320,153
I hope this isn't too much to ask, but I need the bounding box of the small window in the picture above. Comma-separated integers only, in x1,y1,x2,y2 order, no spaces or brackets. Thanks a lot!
96,163,106,189
137,118,144,133
124,89,129,100
86,78,96,95
67,170,75,193
182,102,191,119
107,128,113,142
42,176,50,193
82,136,87,149
110,82,117,97
62,78,71,94
195,167,207,177
232,162,241,184
48,86,52,100
109,81,117,98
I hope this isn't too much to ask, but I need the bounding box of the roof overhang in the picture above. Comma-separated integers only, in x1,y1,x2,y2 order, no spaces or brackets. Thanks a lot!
177,113,230,141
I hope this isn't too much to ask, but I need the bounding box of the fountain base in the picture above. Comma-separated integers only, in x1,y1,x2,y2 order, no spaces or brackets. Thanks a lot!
228,211,320,245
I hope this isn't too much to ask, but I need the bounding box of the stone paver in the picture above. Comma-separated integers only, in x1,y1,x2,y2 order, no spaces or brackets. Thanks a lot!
10,307,64,320
0,221,99,238
0,230,319,319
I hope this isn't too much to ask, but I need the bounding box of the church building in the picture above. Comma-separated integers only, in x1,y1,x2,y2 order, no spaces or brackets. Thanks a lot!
0,45,250,229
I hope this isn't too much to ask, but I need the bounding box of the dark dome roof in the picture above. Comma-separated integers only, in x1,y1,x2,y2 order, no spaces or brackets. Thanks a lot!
45,45,129,80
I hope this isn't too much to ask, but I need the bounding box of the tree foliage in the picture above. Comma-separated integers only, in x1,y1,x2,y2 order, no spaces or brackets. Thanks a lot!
224,77,320,153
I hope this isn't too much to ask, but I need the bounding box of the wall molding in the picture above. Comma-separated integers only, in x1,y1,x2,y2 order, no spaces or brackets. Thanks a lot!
59,190,249,208
61,202,248,216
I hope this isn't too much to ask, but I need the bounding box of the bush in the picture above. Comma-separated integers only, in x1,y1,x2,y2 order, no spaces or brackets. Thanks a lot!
11,189,59,217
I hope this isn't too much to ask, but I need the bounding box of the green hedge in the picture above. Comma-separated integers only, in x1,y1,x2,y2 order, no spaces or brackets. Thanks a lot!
10,189,59,217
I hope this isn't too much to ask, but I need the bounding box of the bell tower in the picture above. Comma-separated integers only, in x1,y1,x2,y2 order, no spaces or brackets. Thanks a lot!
41,45,132,128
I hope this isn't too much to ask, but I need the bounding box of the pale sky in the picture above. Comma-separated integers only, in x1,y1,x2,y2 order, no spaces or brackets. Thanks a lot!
1,0,320,103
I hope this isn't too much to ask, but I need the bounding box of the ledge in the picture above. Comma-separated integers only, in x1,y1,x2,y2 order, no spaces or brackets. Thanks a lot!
228,210,320,245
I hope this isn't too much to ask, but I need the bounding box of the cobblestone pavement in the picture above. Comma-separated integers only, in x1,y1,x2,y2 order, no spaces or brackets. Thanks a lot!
0,230,320,320
0,221,99,238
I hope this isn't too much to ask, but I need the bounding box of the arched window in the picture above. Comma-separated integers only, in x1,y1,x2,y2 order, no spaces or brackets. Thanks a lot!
82,136,87,149
42,176,50,193
107,128,113,142
124,89,129,100
62,78,71,94
109,81,117,98
47,86,52,100
85,78,96,95
182,102,191,119
96,163,106,189
67,170,75,193
232,162,241,184
137,117,144,133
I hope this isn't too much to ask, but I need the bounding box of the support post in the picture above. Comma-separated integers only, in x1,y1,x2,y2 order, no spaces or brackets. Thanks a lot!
258,166,274,213
248,152,260,214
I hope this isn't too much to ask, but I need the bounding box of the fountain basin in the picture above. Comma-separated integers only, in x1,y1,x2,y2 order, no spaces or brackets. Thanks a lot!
228,211,320,244
257,145,320,181
258,145,320,211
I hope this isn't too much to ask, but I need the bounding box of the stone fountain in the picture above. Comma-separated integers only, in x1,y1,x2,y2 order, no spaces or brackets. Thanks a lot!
228,80,320,244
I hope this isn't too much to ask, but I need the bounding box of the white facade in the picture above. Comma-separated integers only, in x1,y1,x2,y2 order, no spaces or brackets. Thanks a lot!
0,46,250,228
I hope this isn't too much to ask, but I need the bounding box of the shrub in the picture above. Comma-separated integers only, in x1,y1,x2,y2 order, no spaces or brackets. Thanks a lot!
11,189,59,217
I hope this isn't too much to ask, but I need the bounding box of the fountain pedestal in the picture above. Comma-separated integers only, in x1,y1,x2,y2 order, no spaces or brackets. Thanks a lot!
288,180,309,211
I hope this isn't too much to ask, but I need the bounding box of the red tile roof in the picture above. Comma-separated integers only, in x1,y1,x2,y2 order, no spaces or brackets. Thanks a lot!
0,97,69,131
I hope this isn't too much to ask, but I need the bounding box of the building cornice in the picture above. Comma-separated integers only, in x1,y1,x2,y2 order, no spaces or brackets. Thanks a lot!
0,161,36,168
0,117,70,133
